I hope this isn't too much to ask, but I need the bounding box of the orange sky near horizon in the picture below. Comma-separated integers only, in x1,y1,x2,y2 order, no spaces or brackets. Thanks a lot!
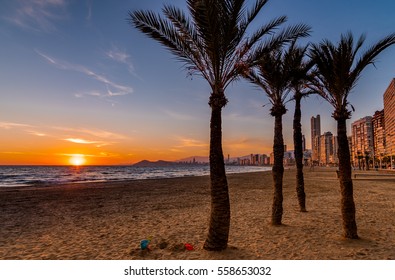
0,121,272,165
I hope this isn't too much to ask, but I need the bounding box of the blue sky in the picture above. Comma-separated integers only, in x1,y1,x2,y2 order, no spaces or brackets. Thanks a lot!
1,0,395,164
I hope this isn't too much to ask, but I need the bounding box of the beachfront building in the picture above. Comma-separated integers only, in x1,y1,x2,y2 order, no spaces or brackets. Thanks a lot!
269,148,293,166
330,135,338,164
372,109,386,166
284,150,295,165
237,154,270,166
348,136,354,167
351,116,374,169
319,132,335,165
384,79,395,168
311,115,321,162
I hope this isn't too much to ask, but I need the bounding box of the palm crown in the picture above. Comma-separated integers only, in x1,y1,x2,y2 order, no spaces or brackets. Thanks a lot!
309,32,395,120
244,42,306,116
130,0,310,95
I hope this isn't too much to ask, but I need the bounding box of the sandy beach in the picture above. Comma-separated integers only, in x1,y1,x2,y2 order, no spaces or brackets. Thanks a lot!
0,168,394,260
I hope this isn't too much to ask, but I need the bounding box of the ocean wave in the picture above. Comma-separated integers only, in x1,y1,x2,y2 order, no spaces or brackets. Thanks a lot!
0,165,270,187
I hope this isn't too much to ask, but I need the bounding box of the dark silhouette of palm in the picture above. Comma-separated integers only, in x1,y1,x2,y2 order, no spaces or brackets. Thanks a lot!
309,32,395,238
129,0,310,250
287,43,315,212
244,40,312,225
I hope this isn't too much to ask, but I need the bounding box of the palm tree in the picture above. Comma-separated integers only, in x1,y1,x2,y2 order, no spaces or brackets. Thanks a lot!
129,0,310,250
288,43,315,212
244,43,307,225
309,32,395,238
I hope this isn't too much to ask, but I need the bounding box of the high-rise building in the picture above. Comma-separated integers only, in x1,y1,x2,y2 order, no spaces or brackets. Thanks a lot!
351,116,374,166
330,136,338,164
302,134,306,152
319,132,334,165
372,110,386,158
348,136,353,166
311,115,321,162
384,79,395,160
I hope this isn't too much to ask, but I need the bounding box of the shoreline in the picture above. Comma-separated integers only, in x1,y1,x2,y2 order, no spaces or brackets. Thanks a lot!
1,168,394,260
0,165,271,189
0,169,271,192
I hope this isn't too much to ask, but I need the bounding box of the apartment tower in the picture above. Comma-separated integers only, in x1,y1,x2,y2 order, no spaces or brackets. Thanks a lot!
384,79,395,158
372,110,386,157
351,116,374,164
310,115,321,162
319,132,334,165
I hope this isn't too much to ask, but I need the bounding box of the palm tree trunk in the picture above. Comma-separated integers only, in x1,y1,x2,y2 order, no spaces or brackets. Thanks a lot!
337,118,358,239
293,95,306,212
272,113,284,225
204,94,230,251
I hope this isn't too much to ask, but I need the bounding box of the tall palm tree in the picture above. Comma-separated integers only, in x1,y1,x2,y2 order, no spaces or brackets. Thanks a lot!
244,43,306,225
288,43,315,212
309,32,395,238
129,0,310,250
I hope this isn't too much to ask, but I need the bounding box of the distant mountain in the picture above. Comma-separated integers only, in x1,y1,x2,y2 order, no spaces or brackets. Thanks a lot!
133,154,268,167
133,160,177,167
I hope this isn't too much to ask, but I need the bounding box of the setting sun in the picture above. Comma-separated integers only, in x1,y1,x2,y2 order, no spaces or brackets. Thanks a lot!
69,154,86,166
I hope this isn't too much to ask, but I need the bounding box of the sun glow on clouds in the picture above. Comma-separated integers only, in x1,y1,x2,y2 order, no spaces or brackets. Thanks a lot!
64,138,97,144
63,138,113,148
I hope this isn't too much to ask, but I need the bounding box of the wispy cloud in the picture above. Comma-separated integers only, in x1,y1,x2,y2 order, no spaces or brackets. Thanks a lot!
163,110,195,121
86,0,92,21
0,121,50,137
0,151,25,155
27,130,47,137
53,127,128,140
64,138,98,144
223,112,263,123
223,136,268,151
175,137,208,148
63,138,113,147
0,121,129,147
36,50,134,98
105,45,141,79
106,47,130,65
0,121,33,129
6,0,67,32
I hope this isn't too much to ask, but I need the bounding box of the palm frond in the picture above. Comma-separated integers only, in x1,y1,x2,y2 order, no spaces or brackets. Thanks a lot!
352,32,395,80
250,23,311,65
309,32,395,118
161,5,212,80
245,0,269,24
246,15,287,51
131,0,312,95
130,10,189,62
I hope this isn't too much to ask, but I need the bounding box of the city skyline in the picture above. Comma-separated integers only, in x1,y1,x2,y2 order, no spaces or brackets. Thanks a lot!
1,1,395,165
308,78,395,168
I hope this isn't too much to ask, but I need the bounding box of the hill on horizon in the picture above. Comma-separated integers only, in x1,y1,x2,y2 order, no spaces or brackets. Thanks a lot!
132,160,176,167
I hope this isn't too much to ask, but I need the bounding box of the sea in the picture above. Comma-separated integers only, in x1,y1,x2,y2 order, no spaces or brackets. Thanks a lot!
0,165,271,188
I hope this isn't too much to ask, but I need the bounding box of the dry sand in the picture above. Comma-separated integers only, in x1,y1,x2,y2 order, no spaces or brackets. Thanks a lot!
0,168,394,260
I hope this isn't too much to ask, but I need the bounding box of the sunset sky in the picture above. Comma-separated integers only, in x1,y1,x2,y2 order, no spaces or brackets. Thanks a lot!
1,0,395,165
